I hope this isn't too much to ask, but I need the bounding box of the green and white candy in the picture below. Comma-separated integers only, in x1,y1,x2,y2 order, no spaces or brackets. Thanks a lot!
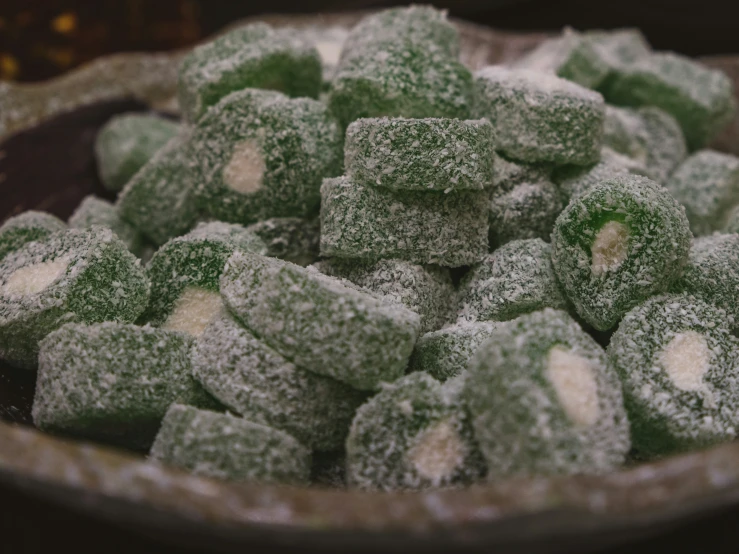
192,311,365,451
150,403,311,484
466,309,630,478
608,294,739,456
346,372,485,491
0,211,66,262
551,175,692,330
178,23,322,122
245,217,320,266
0,227,149,368
320,176,489,267
68,195,143,256
190,88,342,226
94,113,180,192
220,250,420,391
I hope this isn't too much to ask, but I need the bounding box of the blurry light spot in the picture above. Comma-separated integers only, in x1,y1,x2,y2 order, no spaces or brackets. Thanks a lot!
0,54,19,80
52,13,77,34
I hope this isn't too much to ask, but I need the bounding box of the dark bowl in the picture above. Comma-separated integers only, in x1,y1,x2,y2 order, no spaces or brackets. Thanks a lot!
3,12,739,554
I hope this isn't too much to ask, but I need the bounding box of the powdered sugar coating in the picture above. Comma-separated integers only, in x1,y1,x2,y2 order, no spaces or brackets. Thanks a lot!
665,150,739,236
586,28,651,77
192,311,365,451
602,52,736,150
150,403,311,484
489,178,563,246
552,175,692,330
346,372,485,491
465,309,630,478
142,221,267,327
312,258,455,333
189,88,342,226
221,251,421,391
117,130,199,246
408,322,497,382
344,118,495,191
94,112,180,192
473,66,605,165
0,211,67,262
607,294,739,456
33,322,209,449
458,239,569,323
178,23,322,122
320,176,489,267
725,206,739,234
69,195,143,256
245,217,320,266
0,227,149,368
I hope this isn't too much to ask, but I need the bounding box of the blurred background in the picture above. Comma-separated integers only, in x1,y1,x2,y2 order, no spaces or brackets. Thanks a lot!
1,0,738,82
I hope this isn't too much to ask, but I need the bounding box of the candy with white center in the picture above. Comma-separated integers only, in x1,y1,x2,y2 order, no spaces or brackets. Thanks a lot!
465,309,630,477
244,217,320,266
189,88,342,226
473,66,605,165
94,113,180,191
192,311,365,451
344,117,495,191
665,150,739,236
551,174,692,330
312,258,455,333
177,23,322,122
602,52,736,150
457,239,569,323
320,176,489,267
142,221,267,331
0,211,66,262
0,227,149,368
32,322,213,449
220,250,421,391
68,195,143,256
346,372,485,490
150,403,311,484
408,321,497,382
608,294,739,456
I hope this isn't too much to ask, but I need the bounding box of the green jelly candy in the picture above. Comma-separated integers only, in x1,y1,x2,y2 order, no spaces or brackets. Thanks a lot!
665,150,739,236
150,403,311,484
602,105,687,183
117,131,199,246
94,113,180,192
0,211,67,262
676,234,739,328
602,52,736,150
344,117,495,191
408,322,497,382
511,28,610,89
0,227,149,369
473,66,605,165
245,217,320,266
33,322,209,449
725,205,739,234
608,294,739,456
554,147,652,203
221,251,421,391
457,239,569,323
320,176,489,267
491,153,553,191
313,258,455,333
68,195,143,256
190,88,342,226
489,178,563,246
193,311,365,451
346,372,485,490
551,175,692,330
466,309,630,478
586,28,651,76
178,23,322,122
142,221,267,331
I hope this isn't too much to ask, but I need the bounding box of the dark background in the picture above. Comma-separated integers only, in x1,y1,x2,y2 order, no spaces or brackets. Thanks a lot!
2,1,739,552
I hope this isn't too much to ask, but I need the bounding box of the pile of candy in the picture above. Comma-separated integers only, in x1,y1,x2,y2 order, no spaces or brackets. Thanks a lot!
2,6,739,491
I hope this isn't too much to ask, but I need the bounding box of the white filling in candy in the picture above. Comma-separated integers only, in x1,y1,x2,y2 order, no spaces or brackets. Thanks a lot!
407,420,465,484
659,331,711,393
223,139,266,195
315,40,344,67
591,220,629,276
162,287,223,337
546,346,600,427
3,257,70,296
